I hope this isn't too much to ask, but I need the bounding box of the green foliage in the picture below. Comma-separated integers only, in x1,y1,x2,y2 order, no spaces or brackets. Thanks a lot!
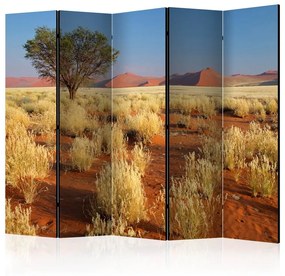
24,26,119,99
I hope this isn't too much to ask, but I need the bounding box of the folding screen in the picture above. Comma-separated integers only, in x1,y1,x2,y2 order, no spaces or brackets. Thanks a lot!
112,9,166,239
223,5,279,243
168,8,223,240
5,5,279,243
6,11,57,237
59,11,112,237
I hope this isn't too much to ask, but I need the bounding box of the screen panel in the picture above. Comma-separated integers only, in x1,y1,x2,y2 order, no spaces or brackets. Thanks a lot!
169,8,223,240
59,11,112,237
223,5,279,243
5,11,56,237
112,8,166,239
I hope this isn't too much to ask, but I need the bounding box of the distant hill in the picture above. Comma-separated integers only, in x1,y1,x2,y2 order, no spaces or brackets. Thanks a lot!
95,72,165,88
95,68,222,88
169,67,222,87
224,70,278,87
6,77,54,88
6,69,277,89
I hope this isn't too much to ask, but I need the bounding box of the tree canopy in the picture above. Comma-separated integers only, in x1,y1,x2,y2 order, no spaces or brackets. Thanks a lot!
24,26,119,99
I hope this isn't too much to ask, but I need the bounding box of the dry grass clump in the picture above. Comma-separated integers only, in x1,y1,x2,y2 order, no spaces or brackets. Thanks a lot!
126,111,163,144
113,97,131,119
132,143,151,176
61,101,99,136
170,189,209,239
196,96,217,117
224,98,250,117
224,121,278,197
233,99,250,118
245,122,278,163
6,124,52,203
22,99,55,115
170,151,221,239
96,161,147,224
200,136,222,166
248,156,277,197
112,124,126,153
224,126,246,170
224,122,277,168
70,137,95,172
170,95,216,118
30,106,56,134
86,212,112,236
184,152,220,199
265,98,278,114
176,114,192,129
6,106,30,129
6,200,37,235
87,150,148,236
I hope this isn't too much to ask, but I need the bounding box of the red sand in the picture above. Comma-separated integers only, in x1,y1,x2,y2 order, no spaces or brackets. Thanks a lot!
6,77,54,88
105,72,164,88
224,70,278,86
169,67,222,87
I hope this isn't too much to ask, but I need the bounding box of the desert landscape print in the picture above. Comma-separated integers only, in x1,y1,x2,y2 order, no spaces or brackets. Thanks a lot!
169,8,223,240
168,6,279,242
5,9,167,239
223,5,279,242
5,6,279,242
6,11,57,236
110,8,166,239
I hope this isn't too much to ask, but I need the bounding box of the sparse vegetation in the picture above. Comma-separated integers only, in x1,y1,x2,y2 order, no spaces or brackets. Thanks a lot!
126,111,163,144
70,136,95,172
5,200,37,235
248,156,277,197
132,142,151,176
61,101,99,136
170,151,221,239
6,123,52,203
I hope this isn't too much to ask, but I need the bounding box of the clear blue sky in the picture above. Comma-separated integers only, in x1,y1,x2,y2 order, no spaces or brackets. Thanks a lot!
60,11,111,36
170,8,222,75
6,11,111,78
6,11,56,77
113,8,165,77
224,5,278,75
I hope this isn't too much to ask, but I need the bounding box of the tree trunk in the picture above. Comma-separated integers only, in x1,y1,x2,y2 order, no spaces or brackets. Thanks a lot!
68,88,77,100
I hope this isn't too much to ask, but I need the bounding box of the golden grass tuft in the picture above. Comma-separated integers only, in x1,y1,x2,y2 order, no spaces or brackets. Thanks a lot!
70,136,95,172
248,156,277,197
6,124,52,203
126,111,163,144
5,199,37,235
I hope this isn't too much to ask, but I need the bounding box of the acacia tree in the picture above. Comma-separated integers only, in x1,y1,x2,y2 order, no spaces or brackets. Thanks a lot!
24,26,119,99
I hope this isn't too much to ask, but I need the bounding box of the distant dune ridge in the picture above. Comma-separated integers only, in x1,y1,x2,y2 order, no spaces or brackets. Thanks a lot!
6,77,54,88
224,70,278,87
6,68,277,88
169,67,222,87
95,72,165,88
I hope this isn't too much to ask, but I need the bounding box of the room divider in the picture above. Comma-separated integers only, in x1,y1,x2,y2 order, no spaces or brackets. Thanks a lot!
5,5,279,243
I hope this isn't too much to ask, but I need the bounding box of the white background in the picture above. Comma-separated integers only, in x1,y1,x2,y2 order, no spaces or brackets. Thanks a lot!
0,0,283,275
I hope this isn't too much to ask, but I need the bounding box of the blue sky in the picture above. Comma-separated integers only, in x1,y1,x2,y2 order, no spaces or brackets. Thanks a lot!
170,8,222,75
6,11,111,78
224,5,278,75
60,11,111,36
6,11,56,77
113,8,165,77
6,9,164,78
6,6,278,78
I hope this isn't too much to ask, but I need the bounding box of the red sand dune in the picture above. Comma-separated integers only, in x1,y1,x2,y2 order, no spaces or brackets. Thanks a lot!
170,67,222,87
6,77,54,88
224,70,278,87
97,68,222,88
102,72,164,88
